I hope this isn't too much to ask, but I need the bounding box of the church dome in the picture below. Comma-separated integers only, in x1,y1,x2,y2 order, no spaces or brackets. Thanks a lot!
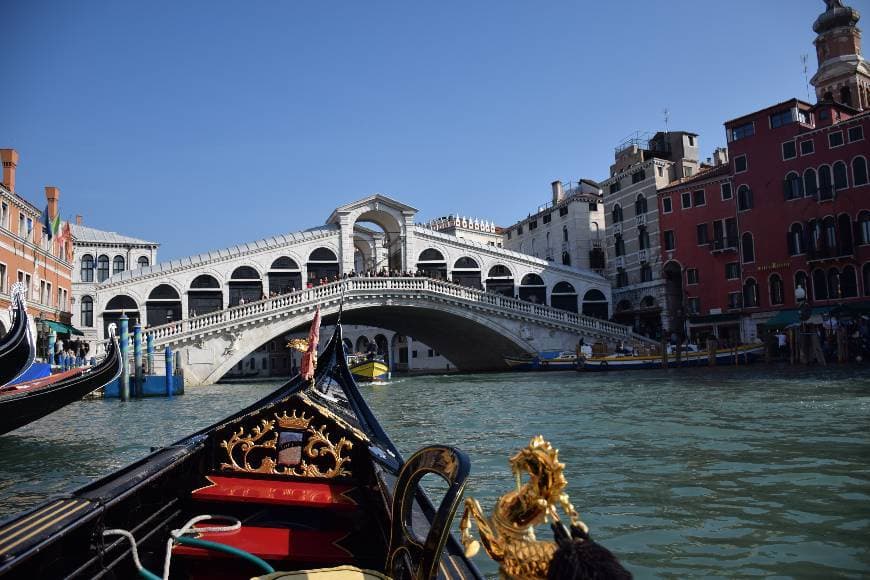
813,1,860,34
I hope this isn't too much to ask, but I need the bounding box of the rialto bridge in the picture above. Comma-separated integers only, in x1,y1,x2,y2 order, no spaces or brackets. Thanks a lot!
78,195,653,384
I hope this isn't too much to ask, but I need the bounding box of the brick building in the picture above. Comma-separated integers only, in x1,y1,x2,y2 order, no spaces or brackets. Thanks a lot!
0,148,75,355
656,1,870,343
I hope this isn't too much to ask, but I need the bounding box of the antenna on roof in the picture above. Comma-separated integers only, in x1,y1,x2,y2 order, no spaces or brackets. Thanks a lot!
801,54,811,101
663,107,670,134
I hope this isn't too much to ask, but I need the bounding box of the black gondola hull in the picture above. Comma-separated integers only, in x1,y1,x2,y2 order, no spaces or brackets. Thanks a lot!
0,292,36,387
0,338,122,436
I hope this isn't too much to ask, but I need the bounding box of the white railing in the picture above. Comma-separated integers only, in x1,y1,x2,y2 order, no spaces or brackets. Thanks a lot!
142,277,649,345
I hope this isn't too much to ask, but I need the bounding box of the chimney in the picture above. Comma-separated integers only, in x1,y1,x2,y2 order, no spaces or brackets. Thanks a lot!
713,147,729,166
551,180,564,204
44,186,60,220
75,215,83,225
0,149,19,192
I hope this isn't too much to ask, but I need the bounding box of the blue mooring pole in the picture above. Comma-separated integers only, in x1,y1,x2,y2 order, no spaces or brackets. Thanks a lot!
146,334,155,375
133,324,143,398
48,329,56,366
164,345,174,398
119,314,130,401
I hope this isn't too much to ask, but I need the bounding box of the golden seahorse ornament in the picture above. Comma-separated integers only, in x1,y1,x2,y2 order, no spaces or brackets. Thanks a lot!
458,436,586,579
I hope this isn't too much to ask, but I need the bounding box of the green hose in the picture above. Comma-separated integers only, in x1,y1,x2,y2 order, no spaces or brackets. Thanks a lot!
174,535,276,573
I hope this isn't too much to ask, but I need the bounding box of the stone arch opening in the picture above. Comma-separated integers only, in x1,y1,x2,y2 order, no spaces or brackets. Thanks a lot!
103,294,140,336
452,257,482,289
350,206,406,274
189,274,223,317
307,248,339,284
485,264,514,296
551,281,578,313
268,257,301,295
228,266,263,306
416,248,447,279
581,289,608,319
354,335,371,353
519,273,546,304
374,333,389,365
146,284,182,327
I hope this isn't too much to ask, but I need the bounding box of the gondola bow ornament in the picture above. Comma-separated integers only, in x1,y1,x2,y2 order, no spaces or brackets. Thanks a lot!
459,435,584,579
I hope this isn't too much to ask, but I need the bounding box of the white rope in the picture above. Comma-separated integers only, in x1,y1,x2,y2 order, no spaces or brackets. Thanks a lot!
102,514,241,580
102,529,149,575
162,514,241,580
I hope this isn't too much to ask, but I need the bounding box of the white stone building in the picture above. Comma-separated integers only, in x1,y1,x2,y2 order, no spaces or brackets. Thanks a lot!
600,131,704,338
70,219,159,350
424,216,503,248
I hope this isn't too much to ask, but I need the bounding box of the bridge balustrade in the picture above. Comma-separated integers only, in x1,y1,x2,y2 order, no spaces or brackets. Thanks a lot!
141,277,642,346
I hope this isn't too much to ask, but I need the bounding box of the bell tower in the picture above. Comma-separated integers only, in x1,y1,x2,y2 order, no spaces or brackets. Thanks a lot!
810,0,870,110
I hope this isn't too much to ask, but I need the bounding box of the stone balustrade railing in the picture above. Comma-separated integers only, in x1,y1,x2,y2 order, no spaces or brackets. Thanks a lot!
142,277,653,346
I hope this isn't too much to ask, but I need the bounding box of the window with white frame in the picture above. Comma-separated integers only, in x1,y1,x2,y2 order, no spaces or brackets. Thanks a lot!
782,141,797,160
847,126,863,143
0,202,7,229
800,140,815,155
721,182,733,200
829,131,844,148
0,263,5,293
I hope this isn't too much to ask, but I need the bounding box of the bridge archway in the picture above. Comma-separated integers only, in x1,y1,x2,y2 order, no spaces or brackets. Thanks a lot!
146,284,182,327
519,273,546,304
417,248,447,279
452,257,482,289
551,282,578,313
581,289,608,319
268,257,302,295
228,266,263,306
189,274,223,316
307,248,340,284
201,300,536,384
485,264,514,296
103,295,140,337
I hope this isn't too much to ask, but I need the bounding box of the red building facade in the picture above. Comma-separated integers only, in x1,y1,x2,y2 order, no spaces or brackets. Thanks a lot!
654,1,870,343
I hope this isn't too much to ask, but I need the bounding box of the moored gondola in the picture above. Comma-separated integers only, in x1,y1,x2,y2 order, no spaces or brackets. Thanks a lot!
0,327,123,436
0,322,483,580
0,283,36,388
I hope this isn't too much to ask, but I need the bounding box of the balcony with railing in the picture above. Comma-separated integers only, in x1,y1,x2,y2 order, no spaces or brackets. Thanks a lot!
637,249,648,263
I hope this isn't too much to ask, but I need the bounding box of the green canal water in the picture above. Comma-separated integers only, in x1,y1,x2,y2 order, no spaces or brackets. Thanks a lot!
0,365,868,578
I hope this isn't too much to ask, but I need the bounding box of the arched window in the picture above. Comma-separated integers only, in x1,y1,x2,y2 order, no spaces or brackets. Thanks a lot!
188,274,222,316
853,156,869,186
808,219,823,253
452,257,482,289
191,274,220,288
859,211,870,245
562,225,569,242
611,204,623,223
833,161,848,190
795,271,811,301
80,295,93,327
616,299,632,312
813,269,829,300
615,234,625,257
838,214,854,255
741,232,755,263
271,256,299,270
864,264,870,296
804,168,818,198
97,255,110,282
737,185,753,211
788,223,805,256
842,265,858,298
769,274,784,305
827,268,841,299
784,172,803,200
819,165,833,200
823,216,837,253
231,266,260,280
112,255,125,274
309,247,338,262
634,194,647,215
81,254,94,282
418,248,444,262
638,226,650,250
137,256,149,268
640,263,652,282
743,278,758,308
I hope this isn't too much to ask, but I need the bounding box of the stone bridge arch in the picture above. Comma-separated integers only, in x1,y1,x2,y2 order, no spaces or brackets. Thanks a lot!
187,299,536,385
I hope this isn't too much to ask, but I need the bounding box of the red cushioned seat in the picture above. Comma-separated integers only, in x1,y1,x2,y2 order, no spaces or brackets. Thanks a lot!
172,525,353,564
192,476,358,510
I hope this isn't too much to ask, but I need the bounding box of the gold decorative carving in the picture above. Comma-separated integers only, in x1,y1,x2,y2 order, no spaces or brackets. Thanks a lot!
276,409,312,430
219,410,353,478
458,436,585,579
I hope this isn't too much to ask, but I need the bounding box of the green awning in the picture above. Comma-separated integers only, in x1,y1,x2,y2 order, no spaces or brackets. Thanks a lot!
830,301,870,317
761,307,832,328
41,320,85,336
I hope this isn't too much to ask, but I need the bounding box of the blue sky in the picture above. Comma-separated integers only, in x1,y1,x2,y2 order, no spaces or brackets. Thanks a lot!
4,1,842,260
